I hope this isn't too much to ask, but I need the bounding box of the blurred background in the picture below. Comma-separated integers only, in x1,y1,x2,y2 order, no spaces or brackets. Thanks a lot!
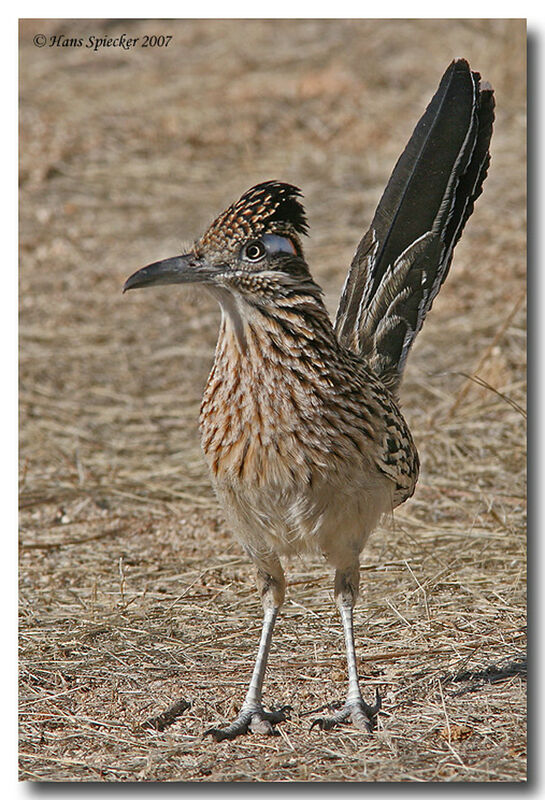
19,19,526,782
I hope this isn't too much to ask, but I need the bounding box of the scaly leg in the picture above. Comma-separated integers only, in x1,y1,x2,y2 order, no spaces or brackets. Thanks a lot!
205,557,290,742
311,565,381,733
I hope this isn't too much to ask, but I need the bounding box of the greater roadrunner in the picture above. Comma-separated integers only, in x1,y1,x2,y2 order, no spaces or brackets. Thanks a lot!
124,59,494,741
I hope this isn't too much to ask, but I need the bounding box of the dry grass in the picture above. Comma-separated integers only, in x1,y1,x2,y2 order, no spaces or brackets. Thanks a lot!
19,18,526,782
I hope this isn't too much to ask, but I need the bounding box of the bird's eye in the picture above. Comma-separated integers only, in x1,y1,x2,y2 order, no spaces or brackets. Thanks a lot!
243,241,267,262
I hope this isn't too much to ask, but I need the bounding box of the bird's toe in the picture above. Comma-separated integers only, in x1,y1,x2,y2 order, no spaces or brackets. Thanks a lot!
204,704,290,742
310,692,381,733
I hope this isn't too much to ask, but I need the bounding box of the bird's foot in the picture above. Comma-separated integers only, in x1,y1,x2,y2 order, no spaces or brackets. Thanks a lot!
204,703,291,742
310,690,381,733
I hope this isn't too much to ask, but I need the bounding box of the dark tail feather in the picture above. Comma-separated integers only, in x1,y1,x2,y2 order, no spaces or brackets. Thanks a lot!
335,59,495,393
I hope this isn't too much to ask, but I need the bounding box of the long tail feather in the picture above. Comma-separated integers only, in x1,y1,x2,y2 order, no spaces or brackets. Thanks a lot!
335,59,495,393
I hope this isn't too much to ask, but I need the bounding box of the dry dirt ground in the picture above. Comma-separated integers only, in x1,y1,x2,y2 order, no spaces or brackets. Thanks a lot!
19,18,526,782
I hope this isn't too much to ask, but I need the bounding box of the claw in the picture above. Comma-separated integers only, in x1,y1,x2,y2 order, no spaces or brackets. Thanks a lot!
310,714,344,732
204,704,291,742
310,690,381,733
204,721,250,742
268,704,292,722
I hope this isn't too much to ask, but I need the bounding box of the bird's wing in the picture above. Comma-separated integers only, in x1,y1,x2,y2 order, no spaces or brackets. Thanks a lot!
334,59,495,393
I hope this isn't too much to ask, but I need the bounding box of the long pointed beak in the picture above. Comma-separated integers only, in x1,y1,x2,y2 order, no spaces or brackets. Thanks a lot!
123,254,214,293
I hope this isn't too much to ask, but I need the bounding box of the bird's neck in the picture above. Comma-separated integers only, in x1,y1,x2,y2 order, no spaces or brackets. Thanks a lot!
209,285,337,363
200,286,339,483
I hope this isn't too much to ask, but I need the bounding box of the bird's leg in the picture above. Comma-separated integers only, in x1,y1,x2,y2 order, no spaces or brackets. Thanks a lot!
205,557,290,742
311,565,381,733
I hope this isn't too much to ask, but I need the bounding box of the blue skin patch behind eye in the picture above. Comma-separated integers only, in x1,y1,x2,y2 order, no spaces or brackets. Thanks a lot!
261,234,297,255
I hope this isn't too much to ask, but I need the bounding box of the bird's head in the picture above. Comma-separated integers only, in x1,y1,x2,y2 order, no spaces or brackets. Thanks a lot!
123,181,318,305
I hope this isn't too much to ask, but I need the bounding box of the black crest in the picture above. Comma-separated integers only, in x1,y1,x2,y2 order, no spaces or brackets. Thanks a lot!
243,181,309,236
201,181,309,250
